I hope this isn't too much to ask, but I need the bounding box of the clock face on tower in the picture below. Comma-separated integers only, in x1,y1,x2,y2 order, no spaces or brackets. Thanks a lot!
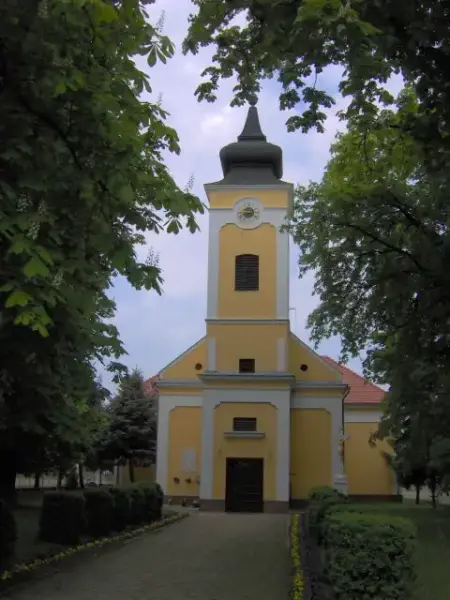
234,198,262,229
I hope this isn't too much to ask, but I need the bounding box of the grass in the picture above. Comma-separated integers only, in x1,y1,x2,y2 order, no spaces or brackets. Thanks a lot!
352,501,450,600
13,506,62,564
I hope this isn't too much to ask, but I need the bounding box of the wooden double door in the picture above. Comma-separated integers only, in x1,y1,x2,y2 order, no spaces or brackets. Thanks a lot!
225,457,264,513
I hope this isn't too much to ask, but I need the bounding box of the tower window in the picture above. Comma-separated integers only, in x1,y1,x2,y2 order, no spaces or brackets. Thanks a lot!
235,254,259,291
239,358,255,373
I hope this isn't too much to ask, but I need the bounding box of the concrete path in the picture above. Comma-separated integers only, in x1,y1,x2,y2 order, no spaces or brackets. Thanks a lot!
5,513,291,600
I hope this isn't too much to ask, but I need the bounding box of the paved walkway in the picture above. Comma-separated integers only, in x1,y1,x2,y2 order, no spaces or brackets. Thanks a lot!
6,513,291,600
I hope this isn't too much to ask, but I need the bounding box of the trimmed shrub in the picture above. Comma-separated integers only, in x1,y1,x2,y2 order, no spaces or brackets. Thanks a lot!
138,483,159,522
308,486,347,541
39,491,85,545
127,485,146,525
308,485,346,504
0,499,17,567
108,487,132,531
323,511,417,600
83,488,115,538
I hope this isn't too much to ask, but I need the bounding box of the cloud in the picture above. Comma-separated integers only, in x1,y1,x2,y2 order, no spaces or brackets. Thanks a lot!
99,0,403,389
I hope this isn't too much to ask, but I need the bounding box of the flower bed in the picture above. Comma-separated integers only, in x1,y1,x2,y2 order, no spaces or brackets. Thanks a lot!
290,513,305,600
0,511,187,590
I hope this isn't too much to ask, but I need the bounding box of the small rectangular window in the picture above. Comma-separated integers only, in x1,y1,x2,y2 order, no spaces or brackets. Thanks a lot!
239,358,255,373
233,417,257,432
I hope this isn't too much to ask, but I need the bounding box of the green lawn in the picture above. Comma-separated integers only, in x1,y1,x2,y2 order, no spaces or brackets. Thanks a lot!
356,502,450,600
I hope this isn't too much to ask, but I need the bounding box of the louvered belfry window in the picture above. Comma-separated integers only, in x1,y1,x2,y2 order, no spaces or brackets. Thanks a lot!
235,254,259,291
233,417,257,432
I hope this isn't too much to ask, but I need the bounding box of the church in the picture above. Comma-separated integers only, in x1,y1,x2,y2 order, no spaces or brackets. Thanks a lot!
154,104,398,512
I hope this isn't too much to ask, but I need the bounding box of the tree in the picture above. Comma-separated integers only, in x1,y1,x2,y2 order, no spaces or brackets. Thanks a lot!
0,0,203,500
107,369,156,483
1,0,204,335
183,0,450,167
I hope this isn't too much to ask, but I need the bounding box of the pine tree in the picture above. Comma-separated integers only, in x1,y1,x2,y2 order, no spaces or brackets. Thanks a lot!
107,369,156,483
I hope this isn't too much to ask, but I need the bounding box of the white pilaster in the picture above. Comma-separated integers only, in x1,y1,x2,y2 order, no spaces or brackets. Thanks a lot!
276,396,291,502
200,389,216,499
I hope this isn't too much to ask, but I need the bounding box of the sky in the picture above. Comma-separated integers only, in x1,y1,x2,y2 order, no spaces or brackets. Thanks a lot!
99,0,403,390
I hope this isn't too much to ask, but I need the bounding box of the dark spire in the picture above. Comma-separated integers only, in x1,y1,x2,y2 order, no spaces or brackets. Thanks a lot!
218,103,283,183
237,106,266,142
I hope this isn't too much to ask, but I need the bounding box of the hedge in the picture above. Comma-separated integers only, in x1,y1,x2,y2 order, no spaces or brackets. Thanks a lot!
108,487,132,532
322,511,417,600
0,500,17,568
137,483,160,522
39,492,85,545
307,485,347,542
127,485,147,525
83,488,115,538
38,482,165,548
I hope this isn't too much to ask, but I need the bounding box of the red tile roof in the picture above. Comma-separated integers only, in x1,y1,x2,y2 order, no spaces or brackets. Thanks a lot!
321,356,385,404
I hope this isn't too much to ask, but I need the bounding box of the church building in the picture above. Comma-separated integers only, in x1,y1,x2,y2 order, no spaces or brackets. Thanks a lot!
155,104,398,512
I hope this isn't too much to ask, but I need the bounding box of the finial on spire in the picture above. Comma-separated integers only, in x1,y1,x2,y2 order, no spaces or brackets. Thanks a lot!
248,94,258,107
237,102,266,142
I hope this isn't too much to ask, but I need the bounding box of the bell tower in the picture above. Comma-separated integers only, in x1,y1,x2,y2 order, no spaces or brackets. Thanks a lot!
204,102,293,374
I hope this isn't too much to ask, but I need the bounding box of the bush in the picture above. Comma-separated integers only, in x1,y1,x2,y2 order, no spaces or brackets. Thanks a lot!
83,488,115,538
39,492,85,545
323,511,417,600
0,499,17,567
127,485,146,525
308,486,347,541
138,483,160,522
308,485,346,504
108,487,132,531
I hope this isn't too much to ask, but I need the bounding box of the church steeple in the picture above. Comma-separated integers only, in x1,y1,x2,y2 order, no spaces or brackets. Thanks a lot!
217,103,283,184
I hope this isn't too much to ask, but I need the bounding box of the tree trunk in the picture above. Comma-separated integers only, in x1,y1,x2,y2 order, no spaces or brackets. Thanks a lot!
99,469,102,486
128,459,135,483
415,485,420,505
57,470,63,489
0,456,17,507
79,463,85,489
431,487,437,509
33,470,41,490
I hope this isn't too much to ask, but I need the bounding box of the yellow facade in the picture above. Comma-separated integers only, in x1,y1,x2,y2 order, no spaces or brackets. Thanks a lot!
290,409,332,498
167,406,202,497
218,224,277,318
155,104,395,512
207,322,289,372
345,422,395,496
208,189,291,210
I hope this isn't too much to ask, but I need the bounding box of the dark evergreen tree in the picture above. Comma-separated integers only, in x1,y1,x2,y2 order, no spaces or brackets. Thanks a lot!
107,369,156,483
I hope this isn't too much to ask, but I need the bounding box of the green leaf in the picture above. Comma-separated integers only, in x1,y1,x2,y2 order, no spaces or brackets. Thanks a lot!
54,80,67,95
5,289,33,308
23,256,51,278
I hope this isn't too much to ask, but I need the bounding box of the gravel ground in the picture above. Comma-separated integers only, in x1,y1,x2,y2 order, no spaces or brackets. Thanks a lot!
4,512,291,600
